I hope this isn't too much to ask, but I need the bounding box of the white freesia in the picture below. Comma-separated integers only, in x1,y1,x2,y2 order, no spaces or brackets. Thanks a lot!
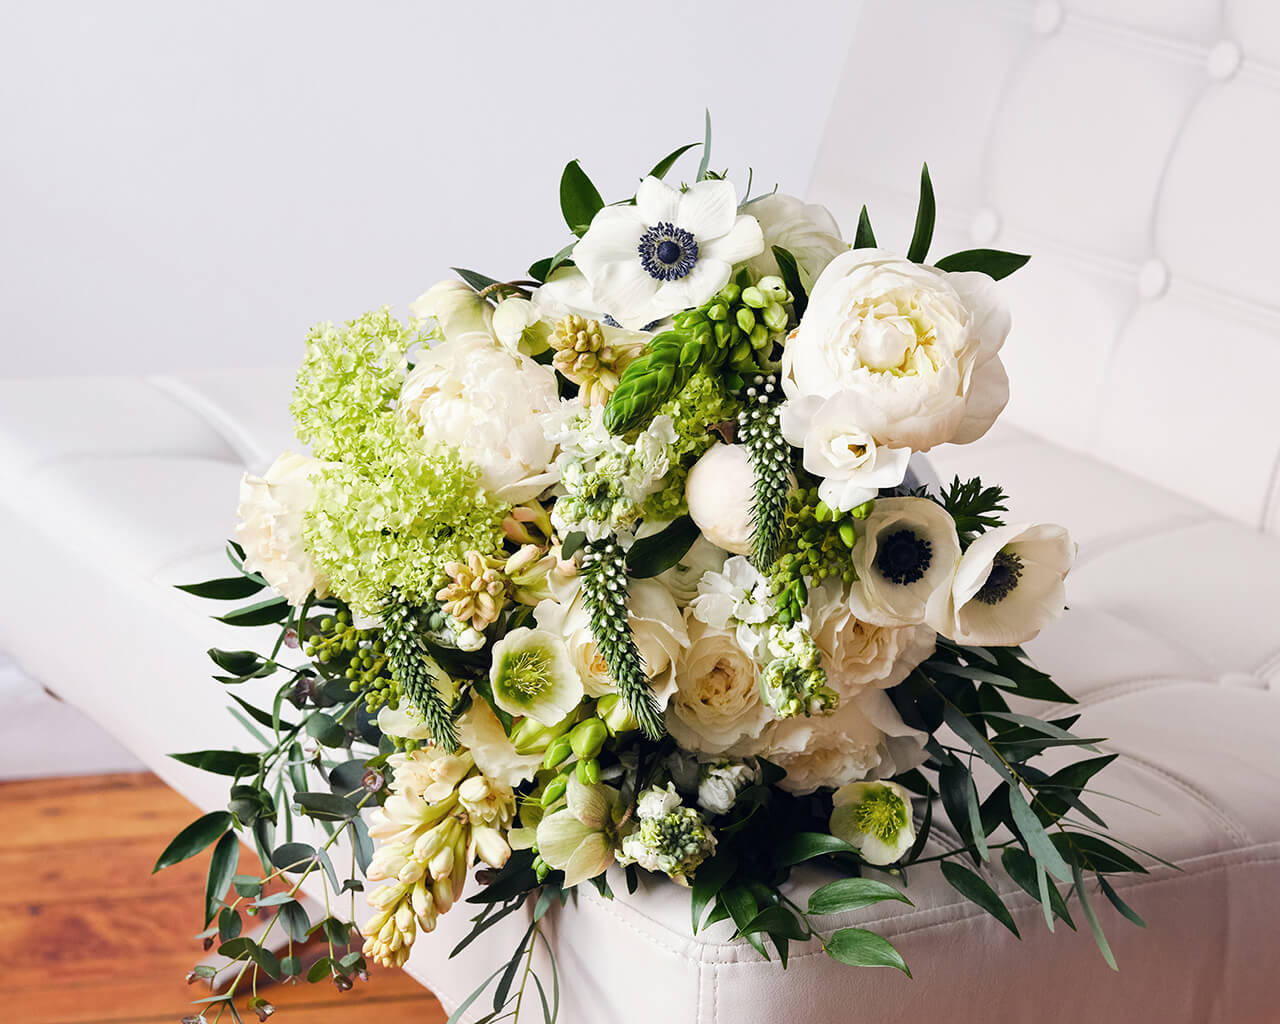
688,555,772,659
535,577,688,709
829,780,916,865
742,193,847,289
685,443,757,555
653,534,728,606
667,617,772,754
399,334,560,503
943,523,1075,645
491,296,551,357
782,248,1011,451
741,688,927,795
780,394,912,512
574,176,764,329
848,497,961,628
810,580,936,697
455,696,543,787
409,280,493,342
697,761,757,816
235,451,328,606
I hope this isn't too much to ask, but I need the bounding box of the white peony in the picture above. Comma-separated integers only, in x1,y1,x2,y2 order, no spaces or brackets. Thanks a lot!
780,394,912,512
235,451,328,606
573,176,764,329
534,577,688,709
741,193,847,290
409,280,494,343
653,534,728,606
810,580,936,697
942,523,1075,646
666,617,772,754
685,443,757,556
782,248,1011,452
399,334,560,503
847,497,961,629
741,687,927,795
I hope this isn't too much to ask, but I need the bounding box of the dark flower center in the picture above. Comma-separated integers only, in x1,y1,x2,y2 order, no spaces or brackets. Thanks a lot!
974,550,1024,605
637,222,698,281
875,529,933,585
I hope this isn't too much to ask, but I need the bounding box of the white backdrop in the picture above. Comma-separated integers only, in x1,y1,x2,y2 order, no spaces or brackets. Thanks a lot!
0,1,861,379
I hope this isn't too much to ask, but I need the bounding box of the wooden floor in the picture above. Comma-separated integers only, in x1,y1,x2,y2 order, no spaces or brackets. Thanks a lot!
0,773,446,1024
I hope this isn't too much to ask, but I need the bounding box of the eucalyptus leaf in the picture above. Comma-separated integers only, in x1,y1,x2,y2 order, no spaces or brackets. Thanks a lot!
270,842,316,874
1098,875,1147,928
293,791,358,821
940,860,1019,937
154,811,231,872
825,928,911,976
305,712,348,748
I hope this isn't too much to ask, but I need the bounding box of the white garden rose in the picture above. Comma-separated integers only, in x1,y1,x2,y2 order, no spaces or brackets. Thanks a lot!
943,523,1075,645
742,688,926,795
535,577,688,709
399,334,560,503
667,617,773,754
848,497,961,628
782,248,1011,452
235,451,328,606
741,193,847,290
810,580,936,697
653,534,728,606
685,443,756,555
409,279,494,342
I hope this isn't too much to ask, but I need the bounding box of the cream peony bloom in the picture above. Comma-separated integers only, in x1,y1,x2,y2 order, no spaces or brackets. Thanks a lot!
409,280,494,343
398,334,560,503
685,443,757,556
782,248,1011,452
666,617,772,754
534,577,688,709
848,497,961,628
741,193,847,290
235,451,328,606
810,580,936,697
943,523,1075,646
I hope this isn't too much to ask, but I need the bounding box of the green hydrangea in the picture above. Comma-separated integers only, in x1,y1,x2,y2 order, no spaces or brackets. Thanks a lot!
639,369,738,521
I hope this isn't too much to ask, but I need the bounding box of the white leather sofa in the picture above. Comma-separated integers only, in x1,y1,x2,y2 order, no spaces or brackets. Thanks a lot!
2,0,1277,1020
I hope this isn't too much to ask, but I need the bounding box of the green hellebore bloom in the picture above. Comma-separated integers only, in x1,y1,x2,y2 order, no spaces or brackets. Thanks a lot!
489,627,584,727
535,774,624,887
829,780,915,866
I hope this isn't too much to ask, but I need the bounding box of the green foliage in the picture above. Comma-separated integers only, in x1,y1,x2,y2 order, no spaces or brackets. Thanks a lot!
154,811,231,872
853,205,877,249
936,475,1009,546
626,516,700,578
907,162,936,264
935,248,1031,279
559,159,604,237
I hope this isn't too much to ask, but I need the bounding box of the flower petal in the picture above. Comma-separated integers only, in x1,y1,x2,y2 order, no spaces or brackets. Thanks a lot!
592,260,662,330
535,810,597,867
566,773,614,830
700,214,765,266
677,179,739,239
562,833,615,888
636,175,681,225
575,207,647,271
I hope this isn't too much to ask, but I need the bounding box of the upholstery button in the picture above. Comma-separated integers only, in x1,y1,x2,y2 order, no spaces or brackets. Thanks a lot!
1137,258,1169,299
970,207,1000,244
1206,40,1242,81
1031,0,1064,36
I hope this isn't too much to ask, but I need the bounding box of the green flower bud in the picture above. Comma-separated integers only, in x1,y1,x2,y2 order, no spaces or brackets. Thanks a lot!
597,694,638,735
719,282,742,304
741,285,766,309
707,302,728,322
838,522,857,548
735,307,757,334
540,773,570,807
575,757,601,785
762,302,789,333
749,324,770,348
713,320,734,348
569,719,608,760
543,734,573,770
851,500,875,520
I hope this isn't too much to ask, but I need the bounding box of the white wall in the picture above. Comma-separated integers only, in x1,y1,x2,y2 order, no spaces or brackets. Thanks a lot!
0,1,861,379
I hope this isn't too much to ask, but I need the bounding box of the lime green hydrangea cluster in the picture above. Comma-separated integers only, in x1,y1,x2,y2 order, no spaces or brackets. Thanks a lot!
640,369,739,521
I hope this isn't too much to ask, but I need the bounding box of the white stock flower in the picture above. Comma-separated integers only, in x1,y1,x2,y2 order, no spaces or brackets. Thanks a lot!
697,761,756,816
488,627,584,727
780,394,912,512
653,534,728,606
782,248,1011,451
637,783,683,819
491,296,552,357
943,523,1075,645
574,176,764,329
741,193,847,290
685,443,757,556
829,780,916,865
399,334,560,503
666,617,772,754
409,280,493,342
848,497,961,628
235,451,328,606
688,555,772,659
810,580,936,697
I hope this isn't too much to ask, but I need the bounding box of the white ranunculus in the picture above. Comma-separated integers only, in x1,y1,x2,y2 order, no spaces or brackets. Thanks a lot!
741,193,847,289
399,334,560,503
741,688,927,795
235,451,328,606
666,617,773,754
685,443,756,556
780,393,912,512
653,534,728,606
942,523,1075,646
848,497,961,628
697,760,757,816
810,580,936,697
409,280,494,343
782,248,1011,452
829,780,916,865
492,296,552,357
573,176,764,329
535,577,688,710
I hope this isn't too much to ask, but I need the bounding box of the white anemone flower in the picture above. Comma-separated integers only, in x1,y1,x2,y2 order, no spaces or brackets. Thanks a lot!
829,780,916,866
488,627,584,726
573,176,764,329
848,497,961,628
943,523,1076,646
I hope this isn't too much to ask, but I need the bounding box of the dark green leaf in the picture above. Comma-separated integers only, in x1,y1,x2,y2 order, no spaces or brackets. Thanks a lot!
293,791,358,821
218,906,242,942
271,842,316,874
934,248,1031,280
691,852,737,933
205,832,240,925
494,921,538,1010
825,928,911,976
169,749,260,778
560,160,605,236
154,811,232,872
939,763,989,861
808,878,912,916
527,256,553,283
208,647,269,678
907,163,935,263
626,516,700,578
721,887,767,958
561,531,587,560
1054,833,1147,874
280,901,312,942
1098,875,1147,928
177,576,265,600
305,712,347,748
452,267,500,293
1074,862,1118,970
547,241,577,279
1001,847,1075,930
229,693,294,732
232,874,262,898
853,205,876,249
306,956,334,983
739,905,807,941
775,832,856,866
771,245,808,319
215,596,289,627
252,891,297,907
647,142,700,180
696,109,713,181
901,788,934,865
941,860,1019,937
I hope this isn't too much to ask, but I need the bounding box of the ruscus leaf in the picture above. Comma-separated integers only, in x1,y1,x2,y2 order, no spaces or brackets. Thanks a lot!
825,928,911,976
154,811,232,872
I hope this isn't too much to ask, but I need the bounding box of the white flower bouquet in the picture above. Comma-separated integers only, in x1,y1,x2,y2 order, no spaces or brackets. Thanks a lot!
162,125,1157,1022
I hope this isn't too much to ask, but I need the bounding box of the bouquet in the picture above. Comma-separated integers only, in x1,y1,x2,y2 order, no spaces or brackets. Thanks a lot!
162,123,1157,1023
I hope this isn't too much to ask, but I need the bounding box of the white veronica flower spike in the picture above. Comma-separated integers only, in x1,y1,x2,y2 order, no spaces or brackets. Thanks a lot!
573,176,764,329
